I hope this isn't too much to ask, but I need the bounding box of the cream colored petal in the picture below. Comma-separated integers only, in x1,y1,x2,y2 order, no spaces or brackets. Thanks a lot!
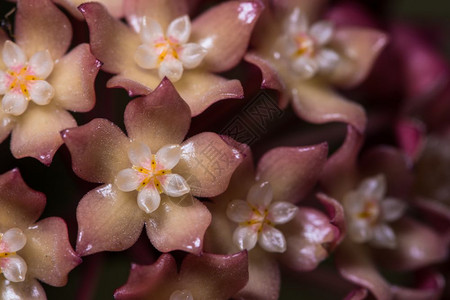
292,56,319,79
258,225,287,253
128,142,152,167
316,48,340,73
381,197,406,222
156,144,181,170
0,108,14,143
170,290,194,300
0,278,46,300
2,41,27,68
2,92,28,116
233,225,258,251
115,168,141,192
348,221,371,243
268,202,298,225
138,185,161,214
247,181,273,209
285,7,309,36
28,50,54,79
226,199,253,223
309,21,334,45
159,58,183,82
358,174,386,201
160,174,190,197
140,17,164,44
135,44,159,69
0,228,26,252
1,254,27,282
29,80,54,105
371,224,396,249
179,43,207,69
167,15,191,44
0,70,8,94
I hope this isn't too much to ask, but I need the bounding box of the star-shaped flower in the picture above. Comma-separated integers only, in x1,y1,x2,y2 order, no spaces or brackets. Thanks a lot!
62,79,243,256
0,0,100,164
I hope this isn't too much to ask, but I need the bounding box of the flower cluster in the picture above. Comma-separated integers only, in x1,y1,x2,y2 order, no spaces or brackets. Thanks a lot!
0,0,449,299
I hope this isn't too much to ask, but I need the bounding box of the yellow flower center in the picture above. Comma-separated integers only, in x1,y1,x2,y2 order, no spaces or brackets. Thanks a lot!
133,154,172,193
6,66,39,100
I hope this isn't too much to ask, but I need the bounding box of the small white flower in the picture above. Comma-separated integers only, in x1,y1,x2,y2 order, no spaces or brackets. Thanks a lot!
343,174,406,249
275,8,340,78
115,142,190,214
0,228,28,282
134,15,207,82
226,181,298,253
0,41,55,116
170,289,194,300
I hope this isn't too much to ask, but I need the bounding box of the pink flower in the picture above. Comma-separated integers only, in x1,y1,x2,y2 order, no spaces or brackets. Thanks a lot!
61,79,243,256
0,0,100,164
0,168,80,298
114,251,249,300
245,0,387,132
204,143,340,299
53,0,125,20
79,0,263,116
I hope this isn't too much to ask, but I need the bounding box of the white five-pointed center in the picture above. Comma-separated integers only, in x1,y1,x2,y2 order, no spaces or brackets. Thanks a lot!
134,15,207,82
0,41,55,116
170,289,194,300
115,142,190,214
0,228,28,282
226,181,298,253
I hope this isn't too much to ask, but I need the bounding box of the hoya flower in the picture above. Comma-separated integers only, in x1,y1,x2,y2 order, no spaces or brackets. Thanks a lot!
62,79,243,256
79,0,263,115
205,144,340,299
343,174,406,249
245,0,387,132
0,168,80,299
114,251,249,300
0,0,99,164
52,0,124,19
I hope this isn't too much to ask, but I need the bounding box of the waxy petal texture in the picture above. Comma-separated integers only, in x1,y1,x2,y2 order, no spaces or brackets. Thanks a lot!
0,278,46,300
15,0,72,59
54,0,125,20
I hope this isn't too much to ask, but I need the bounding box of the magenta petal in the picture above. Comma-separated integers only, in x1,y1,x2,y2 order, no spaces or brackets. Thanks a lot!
395,118,426,162
256,144,328,203
76,184,145,256
178,132,243,197
114,254,178,299
291,84,367,133
21,217,81,286
0,169,46,228
372,218,448,271
279,208,338,271
321,125,363,198
124,78,191,149
145,196,211,254
62,118,130,183
336,241,392,300
16,0,72,59
80,2,141,74
180,251,249,299
191,1,263,72
48,44,100,112
244,52,289,108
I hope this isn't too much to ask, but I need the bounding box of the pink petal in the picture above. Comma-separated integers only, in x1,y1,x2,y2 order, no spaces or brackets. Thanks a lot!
47,44,100,112
15,0,72,59
61,118,131,183
114,254,178,299
271,0,328,21
53,0,125,20
124,0,188,32
336,241,392,300
256,144,328,203
0,278,46,300
371,218,448,271
344,288,369,300
174,71,243,116
107,75,152,97
124,78,191,149
80,2,141,74
21,217,81,286
0,109,14,144
11,104,76,165
244,52,289,109
236,249,280,300
178,132,243,197
191,1,263,72
395,118,426,162
76,184,145,256
145,196,211,254
320,125,363,198
179,251,249,299
391,271,445,300
0,169,46,228
316,193,346,248
279,208,338,271
291,82,367,133
329,27,388,88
